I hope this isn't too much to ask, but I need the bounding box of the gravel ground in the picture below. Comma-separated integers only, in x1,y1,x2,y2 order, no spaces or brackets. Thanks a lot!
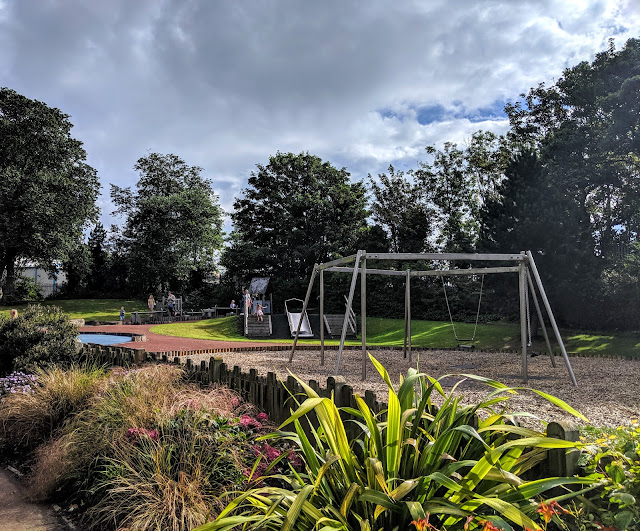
182,347,640,429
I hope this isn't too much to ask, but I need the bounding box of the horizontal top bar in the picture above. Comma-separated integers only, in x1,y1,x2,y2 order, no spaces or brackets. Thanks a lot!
363,252,526,261
326,266,520,276
317,254,359,270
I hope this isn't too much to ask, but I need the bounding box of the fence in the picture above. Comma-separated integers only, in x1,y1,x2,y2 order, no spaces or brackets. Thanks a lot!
81,343,580,477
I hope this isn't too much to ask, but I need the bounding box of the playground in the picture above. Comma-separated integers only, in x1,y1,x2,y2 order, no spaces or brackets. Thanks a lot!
76,321,640,429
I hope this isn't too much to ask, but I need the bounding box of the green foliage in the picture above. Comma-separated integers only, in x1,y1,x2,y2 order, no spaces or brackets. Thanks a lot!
570,423,640,530
498,38,640,329
222,151,369,309
369,165,433,254
11,276,43,302
199,355,594,531
111,152,224,295
0,87,99,298
0,304,80,376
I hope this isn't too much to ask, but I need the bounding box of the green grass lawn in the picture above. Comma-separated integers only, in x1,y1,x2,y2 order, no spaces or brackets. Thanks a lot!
151,316,640,358
2,299,638,358
0,299,147,322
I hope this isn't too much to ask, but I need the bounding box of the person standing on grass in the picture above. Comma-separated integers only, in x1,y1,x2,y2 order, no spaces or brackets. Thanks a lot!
120,306,125,323
148,294,155,311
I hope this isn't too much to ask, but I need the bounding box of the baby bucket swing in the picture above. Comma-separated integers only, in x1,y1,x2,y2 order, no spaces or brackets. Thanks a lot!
441,274,485,348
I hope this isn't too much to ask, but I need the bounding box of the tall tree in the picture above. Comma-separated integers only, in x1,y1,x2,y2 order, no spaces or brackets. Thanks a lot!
369,165,434,253
0,88,99,298
111,153,224,295
415,143,478,252
223,152,369,303
505,38,640,263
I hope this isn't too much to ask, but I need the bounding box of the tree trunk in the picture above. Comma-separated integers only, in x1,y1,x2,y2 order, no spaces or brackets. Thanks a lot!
1,252,18,301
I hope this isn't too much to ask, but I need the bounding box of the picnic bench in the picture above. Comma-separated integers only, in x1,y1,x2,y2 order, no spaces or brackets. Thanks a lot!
202,306,241,319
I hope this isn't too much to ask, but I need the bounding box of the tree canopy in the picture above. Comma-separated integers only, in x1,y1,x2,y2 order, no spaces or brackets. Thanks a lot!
0,88,99,299
111,153,224,295
223,152,369,304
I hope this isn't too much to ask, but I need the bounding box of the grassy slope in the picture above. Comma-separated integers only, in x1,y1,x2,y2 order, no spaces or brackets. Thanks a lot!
0,299,147,322
151,316,640,358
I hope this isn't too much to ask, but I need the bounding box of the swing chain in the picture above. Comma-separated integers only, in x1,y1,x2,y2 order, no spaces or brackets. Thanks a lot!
442,274,485,343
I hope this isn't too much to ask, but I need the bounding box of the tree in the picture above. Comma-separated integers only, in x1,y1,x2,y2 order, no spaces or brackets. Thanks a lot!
111,153,224,295
415,143,478,253
223,152,369,304
369,165,434,253
499,37,640,327
0,88,99,299
87,222,109,293
505,38,640,263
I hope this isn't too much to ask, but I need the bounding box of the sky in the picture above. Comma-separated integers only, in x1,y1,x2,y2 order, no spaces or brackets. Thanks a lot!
1,0,639,235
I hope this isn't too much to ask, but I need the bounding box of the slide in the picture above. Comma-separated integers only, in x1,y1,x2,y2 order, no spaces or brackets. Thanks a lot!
285,298,313,338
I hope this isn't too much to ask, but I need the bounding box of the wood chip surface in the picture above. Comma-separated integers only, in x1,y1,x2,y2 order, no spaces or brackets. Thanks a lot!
183,348,639,429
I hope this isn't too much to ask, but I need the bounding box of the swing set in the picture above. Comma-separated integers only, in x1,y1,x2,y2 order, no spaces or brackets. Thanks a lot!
289,250,577,387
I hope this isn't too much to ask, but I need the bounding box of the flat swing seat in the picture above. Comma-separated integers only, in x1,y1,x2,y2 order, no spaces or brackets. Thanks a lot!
457,343,476,349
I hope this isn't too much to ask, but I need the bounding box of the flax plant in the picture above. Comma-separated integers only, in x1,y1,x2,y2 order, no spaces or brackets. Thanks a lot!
197,354,596,531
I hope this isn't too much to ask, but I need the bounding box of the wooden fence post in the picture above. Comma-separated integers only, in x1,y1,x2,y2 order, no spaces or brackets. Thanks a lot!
546,421,580,477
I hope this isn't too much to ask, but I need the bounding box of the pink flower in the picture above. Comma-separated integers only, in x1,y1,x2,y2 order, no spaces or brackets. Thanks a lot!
287,451,303,469
263,444,281,461
257,412,268,421
231,397,240,408
238,415,262,429
126,427,158,443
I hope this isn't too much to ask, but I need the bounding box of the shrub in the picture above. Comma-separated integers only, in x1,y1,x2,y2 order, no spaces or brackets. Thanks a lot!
197,354,596,531
566,422,640,530
0,304,80,376
6,277,43,302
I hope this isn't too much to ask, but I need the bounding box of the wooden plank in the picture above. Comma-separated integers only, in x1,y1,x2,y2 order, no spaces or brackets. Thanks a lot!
320,268,325,366
526,251,578,387
335,251,363,374
403,270,409,359
519,260,528,384
407,269,412,363
290,264,318,362
365,252,526,261
526,268,556,367
317,254,359,270
361,257,367,381
326,266,519,276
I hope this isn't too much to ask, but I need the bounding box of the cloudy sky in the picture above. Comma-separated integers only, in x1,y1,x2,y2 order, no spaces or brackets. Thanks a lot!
1,0,639,233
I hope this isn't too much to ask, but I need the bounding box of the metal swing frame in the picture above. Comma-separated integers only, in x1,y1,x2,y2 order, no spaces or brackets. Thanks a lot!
289,250,577,387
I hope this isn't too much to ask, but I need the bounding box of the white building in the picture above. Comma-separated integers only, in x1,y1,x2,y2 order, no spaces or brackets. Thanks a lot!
19,262,66,297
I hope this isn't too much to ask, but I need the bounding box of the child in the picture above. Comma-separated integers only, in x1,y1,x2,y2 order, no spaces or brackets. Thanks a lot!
256,303,264,322
120,306,125,323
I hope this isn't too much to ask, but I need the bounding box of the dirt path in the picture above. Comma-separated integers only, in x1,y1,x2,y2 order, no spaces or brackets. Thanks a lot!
0,468,72,530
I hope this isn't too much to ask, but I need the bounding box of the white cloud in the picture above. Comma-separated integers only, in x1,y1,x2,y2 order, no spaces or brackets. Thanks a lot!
1,0,639,233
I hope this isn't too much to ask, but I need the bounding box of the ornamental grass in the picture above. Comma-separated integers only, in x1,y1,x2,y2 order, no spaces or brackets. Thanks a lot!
0,363,277,530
